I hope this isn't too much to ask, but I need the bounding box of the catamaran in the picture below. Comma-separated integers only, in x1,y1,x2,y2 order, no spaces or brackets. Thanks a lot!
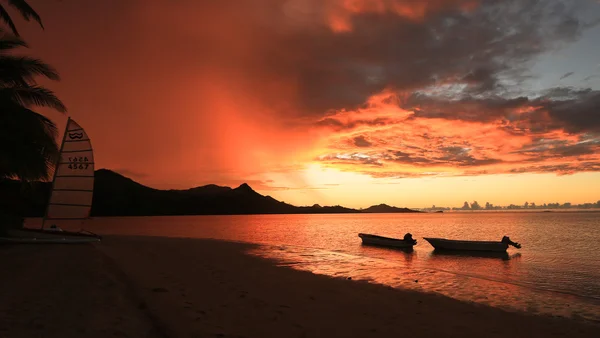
1,117,101,243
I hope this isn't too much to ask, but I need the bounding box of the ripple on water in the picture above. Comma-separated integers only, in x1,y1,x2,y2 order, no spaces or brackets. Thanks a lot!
66,212,600,324
248,244,600,324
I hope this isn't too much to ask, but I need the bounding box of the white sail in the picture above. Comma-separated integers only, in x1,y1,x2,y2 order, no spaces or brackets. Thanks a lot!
43,118,94,226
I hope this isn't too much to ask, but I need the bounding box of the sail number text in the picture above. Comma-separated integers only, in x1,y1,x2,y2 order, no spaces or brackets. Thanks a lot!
68,156,90,170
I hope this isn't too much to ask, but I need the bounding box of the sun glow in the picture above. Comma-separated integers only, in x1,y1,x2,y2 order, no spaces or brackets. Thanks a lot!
302,163,375,186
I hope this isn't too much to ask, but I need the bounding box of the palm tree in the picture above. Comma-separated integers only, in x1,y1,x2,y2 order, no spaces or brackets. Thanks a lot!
0,31,64,229
0,0,43,37
0,1,60,232
0,32,65,182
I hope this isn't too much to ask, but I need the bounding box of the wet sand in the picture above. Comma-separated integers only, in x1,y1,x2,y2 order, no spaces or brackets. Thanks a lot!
1,235,599,337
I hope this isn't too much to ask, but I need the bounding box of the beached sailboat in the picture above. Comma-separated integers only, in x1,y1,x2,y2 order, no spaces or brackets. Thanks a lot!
1,117,101,244
358,233,417,249
423,236,521,252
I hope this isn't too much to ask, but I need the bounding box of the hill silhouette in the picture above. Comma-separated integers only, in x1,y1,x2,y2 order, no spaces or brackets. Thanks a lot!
361,204,417,213
0,169,421,216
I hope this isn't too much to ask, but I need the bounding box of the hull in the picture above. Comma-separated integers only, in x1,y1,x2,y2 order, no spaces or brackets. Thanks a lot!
1,228,101,244
358,233,415,248
424,237,508,252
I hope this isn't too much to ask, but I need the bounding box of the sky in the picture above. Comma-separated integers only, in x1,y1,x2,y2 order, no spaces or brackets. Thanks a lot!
12,0,600,208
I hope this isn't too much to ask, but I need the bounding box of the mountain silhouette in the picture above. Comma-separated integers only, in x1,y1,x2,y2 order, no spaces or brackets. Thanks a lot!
0,169,421,216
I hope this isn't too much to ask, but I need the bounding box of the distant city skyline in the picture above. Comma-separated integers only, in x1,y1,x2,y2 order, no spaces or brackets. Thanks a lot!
419,200,600,211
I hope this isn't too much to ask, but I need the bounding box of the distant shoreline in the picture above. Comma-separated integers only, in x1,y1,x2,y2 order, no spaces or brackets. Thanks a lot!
417,208,600,213
2,170,598,217
19,208,600,223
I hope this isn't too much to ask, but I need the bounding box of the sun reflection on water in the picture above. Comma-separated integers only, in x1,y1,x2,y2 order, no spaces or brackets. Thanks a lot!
248,244,600,323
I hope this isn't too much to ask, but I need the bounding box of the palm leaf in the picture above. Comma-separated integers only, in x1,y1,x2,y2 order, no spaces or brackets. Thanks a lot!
0,105,59,182
0,4,19,36
0,86,67,112
6,0,42,29
0,55,60,86
0,33,27,50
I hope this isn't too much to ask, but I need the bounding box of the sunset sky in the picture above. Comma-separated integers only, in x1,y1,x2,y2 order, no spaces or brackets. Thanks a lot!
15,0,600,208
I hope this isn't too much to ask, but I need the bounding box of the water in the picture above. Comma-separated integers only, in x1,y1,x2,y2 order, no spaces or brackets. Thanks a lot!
28,211,600,322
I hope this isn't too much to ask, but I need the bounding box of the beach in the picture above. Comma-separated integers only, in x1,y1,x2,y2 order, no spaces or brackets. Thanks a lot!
1,236,599,338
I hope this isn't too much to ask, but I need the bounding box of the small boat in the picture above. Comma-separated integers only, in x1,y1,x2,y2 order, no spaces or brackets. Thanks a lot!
423,236,521,252
358,233,417,249
1,117,101,244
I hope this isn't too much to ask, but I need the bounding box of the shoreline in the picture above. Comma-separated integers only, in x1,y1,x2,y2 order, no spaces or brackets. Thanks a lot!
2,235,599,337
249,242,600,323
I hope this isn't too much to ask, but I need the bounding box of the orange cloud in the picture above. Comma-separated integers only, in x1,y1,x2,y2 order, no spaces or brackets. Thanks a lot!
19,0,599,197
312,91,600,179
324,0,480,32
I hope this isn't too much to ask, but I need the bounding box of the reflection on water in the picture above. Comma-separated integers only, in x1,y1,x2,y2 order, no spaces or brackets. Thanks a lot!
28,211,600,323
429,249,518,261
359,242,415,254
249,244,600,323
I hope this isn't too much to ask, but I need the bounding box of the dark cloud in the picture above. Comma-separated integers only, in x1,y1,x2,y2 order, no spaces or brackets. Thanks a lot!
317,153,383,166
383,150,434,165
315,117,392,131
542,87,593,99
317,146,502,168
560,72,575,80
584,75,600,82
540,90,600,133
400,88,600,133
363,171,428,179
509,162,600,174
36,0,593,122
437,146,502,166
320,130,599,175
353,135,372,147
515,137,600,160
404,93,530,122
549,144,596,156
382,147,502,167
180,0,590,117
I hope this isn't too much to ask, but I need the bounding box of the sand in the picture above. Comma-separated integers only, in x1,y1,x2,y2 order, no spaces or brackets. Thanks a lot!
1,236,599,338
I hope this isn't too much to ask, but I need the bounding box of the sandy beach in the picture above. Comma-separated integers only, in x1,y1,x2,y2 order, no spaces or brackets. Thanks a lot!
1,236,599,338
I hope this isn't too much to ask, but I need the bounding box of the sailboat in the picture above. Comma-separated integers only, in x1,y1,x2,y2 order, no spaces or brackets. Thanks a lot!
1,117,101,243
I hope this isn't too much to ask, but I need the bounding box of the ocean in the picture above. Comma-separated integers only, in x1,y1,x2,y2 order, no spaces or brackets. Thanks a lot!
28,211,600,323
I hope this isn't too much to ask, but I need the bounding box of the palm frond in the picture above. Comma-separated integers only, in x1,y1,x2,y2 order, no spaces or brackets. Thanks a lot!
0,33,27,50
0,105,59,182
0,86,67,113
7,0,42,29
0,5,19,36
0,55,60,86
